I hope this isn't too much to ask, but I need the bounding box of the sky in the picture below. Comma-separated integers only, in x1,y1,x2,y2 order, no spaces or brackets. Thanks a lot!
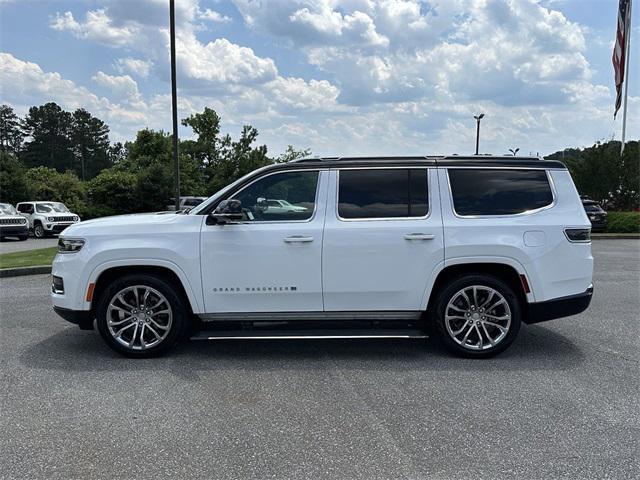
0,0,638,158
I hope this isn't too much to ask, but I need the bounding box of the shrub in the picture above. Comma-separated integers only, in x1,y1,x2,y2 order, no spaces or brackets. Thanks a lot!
86,169,139,218
605,211,640,233
24,166,88,217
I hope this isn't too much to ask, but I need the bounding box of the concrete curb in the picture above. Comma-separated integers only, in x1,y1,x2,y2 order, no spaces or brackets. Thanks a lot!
592,234,640,239
0,265,52,278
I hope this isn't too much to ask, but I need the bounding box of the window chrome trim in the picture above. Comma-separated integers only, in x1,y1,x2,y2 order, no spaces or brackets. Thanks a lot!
446,168,557,219
215,168,323,225
335,167,432,222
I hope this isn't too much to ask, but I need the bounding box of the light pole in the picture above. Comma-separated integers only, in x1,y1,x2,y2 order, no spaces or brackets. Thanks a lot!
508,148,520,156
169,0,180,211
473,113,484,155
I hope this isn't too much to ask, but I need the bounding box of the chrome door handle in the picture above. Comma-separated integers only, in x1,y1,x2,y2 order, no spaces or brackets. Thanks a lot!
404,233,435,241
284,235,314,243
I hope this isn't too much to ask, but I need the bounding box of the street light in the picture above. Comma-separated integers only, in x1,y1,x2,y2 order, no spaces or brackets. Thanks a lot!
473,113,485,155
508,148,520,156
169,0,180,211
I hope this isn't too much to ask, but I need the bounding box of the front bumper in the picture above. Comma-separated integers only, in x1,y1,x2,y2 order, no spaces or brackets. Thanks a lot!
53,306,95,330
526,285,593,324
0,225,29,236
45,222,75,233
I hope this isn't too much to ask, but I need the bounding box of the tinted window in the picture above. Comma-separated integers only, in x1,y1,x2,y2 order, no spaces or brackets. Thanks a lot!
232,170,319,222
338,169,428,219
449,169,553,216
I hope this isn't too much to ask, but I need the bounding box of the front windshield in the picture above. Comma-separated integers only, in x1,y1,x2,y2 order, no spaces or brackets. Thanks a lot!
35,202,70,213
188,165,274,215
0,203,18,215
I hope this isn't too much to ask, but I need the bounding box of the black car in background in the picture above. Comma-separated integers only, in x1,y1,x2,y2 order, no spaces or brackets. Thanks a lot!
581,197,607,232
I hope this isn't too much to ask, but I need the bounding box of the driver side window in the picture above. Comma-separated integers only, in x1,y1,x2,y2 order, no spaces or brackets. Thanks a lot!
231,170,319,222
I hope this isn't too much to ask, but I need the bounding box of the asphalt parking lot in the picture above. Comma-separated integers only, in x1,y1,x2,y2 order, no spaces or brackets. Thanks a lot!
0,237,58,254
0,240,638,480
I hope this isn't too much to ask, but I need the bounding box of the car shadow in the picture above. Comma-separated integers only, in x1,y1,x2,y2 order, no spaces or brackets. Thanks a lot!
19,324,584,378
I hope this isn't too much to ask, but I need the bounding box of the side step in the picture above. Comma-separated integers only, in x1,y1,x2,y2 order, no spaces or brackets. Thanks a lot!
191,328,427,341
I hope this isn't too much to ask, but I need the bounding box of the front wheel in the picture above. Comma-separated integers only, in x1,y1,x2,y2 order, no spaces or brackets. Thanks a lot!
433,274,521,358
33,222,45,238
95,274,189,357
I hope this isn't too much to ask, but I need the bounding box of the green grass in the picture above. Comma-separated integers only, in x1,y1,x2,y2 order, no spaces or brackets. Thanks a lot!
0,247,58,269
605,211,640,233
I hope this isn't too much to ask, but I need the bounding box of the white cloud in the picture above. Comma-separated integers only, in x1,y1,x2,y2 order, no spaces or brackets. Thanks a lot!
198,8,232,23
92,71,141,102
114,58,153,78
50,9,140,47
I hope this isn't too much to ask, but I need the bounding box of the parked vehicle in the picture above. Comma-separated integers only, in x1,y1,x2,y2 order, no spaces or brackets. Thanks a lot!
166,196,208,212
581,197,607,232
51,156,593,358
0,203,29,241
16,201,80,238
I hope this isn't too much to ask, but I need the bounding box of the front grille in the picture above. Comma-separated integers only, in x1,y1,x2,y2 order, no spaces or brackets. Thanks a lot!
0,218,26,225
52,216,76,222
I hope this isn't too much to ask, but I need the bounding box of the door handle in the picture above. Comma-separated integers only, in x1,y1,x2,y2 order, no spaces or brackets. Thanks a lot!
284,235,314,243
404,233,435,241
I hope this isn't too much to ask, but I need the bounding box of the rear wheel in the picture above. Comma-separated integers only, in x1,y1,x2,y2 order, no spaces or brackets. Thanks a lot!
433,274,521,358
95,274,189,357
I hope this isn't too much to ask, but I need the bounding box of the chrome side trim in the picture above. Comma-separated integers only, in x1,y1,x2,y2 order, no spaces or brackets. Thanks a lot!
446,168,557,219
198,311,423,322
192,333,427,340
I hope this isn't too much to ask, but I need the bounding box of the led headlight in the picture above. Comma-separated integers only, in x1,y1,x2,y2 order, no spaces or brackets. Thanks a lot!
48,216,55,222
73,216,79,221
58,237,85,253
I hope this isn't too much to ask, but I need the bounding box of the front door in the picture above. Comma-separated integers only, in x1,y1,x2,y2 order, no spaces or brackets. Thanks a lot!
322,167,444,311
200,169,327,313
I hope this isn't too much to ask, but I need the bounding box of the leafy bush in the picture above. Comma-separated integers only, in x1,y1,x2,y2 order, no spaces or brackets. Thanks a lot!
24,166,88,217
86,169,139,218
0,152,29,203
605,211,640,233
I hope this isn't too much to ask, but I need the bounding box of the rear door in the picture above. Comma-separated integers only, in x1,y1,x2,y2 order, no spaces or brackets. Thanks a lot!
322,167,444,311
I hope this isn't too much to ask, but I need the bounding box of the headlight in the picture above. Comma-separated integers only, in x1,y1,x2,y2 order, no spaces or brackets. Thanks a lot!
47,216,55,222
74,216,79,221
58,237,85,253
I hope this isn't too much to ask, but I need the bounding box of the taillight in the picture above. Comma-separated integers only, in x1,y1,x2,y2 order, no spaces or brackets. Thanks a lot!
564,228,591,242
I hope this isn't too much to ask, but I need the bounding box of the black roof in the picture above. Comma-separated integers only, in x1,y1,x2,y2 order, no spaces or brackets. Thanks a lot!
285,155,566,170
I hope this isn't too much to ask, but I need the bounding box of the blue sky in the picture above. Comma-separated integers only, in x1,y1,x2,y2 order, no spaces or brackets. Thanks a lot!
1,0,638,157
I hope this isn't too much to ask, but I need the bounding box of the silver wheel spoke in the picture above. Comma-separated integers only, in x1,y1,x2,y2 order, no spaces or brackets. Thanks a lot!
106,285,173,351
444,285,511,351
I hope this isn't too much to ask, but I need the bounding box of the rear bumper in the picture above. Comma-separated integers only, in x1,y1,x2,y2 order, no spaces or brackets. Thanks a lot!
526,285,593,324
53,306,95,330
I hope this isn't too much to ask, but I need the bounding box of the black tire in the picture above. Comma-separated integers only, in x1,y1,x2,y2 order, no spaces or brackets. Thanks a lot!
432,274,521,358
95,274,189,358
33,222,45,238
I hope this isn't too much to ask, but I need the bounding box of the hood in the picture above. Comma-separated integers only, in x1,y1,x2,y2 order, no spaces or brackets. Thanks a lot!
62,211,196,237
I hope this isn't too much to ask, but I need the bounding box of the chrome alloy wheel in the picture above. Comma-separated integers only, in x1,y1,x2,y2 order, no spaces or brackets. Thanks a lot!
444,285,511,351
106,285,173,350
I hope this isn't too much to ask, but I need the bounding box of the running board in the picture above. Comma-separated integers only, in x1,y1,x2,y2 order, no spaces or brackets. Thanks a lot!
191,328,427,341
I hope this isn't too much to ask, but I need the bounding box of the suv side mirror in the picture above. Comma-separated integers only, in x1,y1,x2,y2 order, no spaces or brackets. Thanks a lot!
209,199,243,224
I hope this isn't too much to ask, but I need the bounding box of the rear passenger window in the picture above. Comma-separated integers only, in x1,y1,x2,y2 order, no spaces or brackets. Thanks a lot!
448,169,553,216
338,169,428,219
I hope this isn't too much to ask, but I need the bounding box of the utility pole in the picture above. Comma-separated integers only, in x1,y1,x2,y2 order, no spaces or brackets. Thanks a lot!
169,0,180,210
473,113,484,155
621,0,633,155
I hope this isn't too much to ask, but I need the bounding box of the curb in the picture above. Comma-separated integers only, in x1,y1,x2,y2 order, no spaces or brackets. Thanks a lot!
0,265,52,278
591,234,640,239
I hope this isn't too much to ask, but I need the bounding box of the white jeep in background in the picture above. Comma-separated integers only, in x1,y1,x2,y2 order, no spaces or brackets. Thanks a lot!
0,203,29,241
51,155,593,359
16,201,80,238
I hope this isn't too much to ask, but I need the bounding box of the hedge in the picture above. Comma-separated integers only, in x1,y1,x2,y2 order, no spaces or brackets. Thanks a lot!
605,211,640,233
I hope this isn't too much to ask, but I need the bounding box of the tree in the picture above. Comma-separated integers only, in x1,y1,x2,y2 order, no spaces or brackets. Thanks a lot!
87,169,139,217
21,102,73,172
71,108,111,180
0,151,29,203
24,166,87,217
275,145,312,163
0,105,24,154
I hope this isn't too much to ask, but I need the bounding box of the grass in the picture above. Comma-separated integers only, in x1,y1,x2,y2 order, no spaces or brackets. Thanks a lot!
0,247,58,269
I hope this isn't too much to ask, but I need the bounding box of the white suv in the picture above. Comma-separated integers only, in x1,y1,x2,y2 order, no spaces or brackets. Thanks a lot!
51,156,593,358
16,201,80,238
0,203,29,241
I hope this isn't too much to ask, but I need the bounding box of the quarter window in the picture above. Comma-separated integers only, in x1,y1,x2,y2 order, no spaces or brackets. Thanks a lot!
448,169,553,216
338,169,428,219
231,170,319,222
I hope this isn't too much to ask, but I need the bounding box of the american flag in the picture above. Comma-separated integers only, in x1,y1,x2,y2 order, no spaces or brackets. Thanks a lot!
613,0,632,117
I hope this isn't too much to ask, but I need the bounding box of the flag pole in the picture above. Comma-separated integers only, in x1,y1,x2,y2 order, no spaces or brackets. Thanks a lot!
621,0,633,155
169,0,181,211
